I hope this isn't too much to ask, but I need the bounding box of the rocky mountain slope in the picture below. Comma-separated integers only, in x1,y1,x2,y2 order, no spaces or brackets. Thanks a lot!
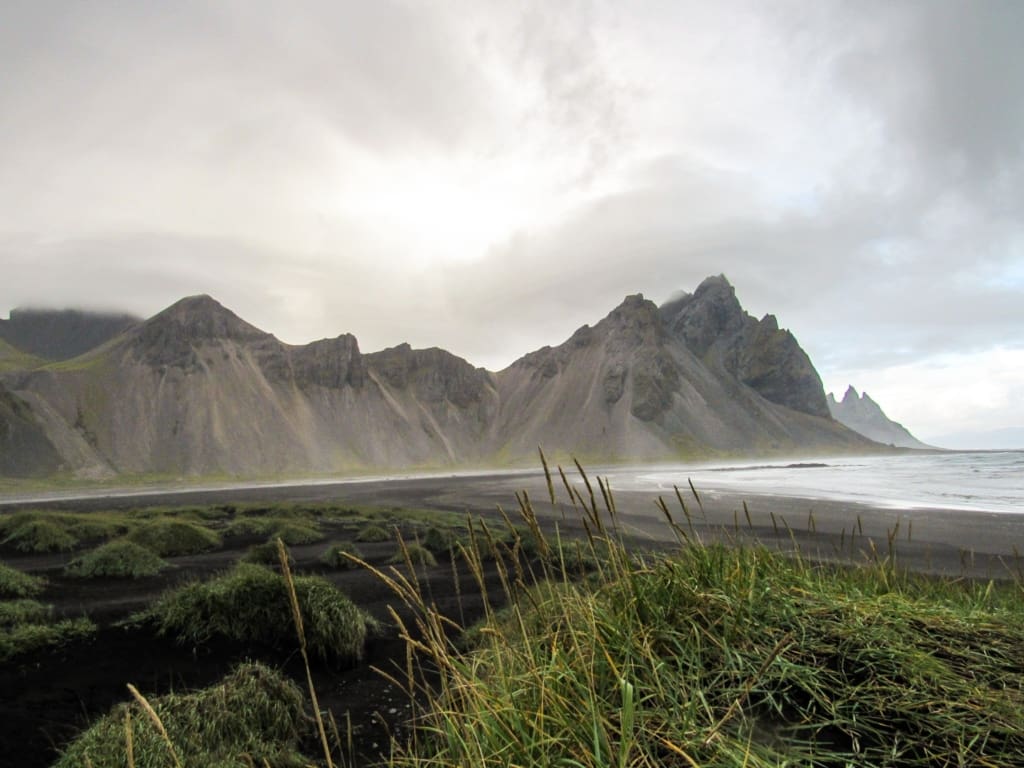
827,386,931,449
0,308,139,362
0,278,878,478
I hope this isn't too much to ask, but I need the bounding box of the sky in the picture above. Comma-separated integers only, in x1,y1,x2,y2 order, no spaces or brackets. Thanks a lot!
1,1,1022,449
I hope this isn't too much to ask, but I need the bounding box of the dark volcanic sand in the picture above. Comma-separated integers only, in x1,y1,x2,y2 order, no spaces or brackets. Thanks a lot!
2,470,1022,767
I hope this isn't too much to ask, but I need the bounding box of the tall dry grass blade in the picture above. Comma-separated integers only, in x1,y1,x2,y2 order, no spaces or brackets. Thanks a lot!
276,537,335,768
124,708,135,768
687,478,704,514
558,464,578,510
539,446,556,506
126,684,182,768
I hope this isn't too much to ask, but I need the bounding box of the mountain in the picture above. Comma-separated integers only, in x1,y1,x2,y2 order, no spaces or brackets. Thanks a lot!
0,338,44,374
0,381,63,477
0,307,140,362
0,279,878,479
827,386,932,449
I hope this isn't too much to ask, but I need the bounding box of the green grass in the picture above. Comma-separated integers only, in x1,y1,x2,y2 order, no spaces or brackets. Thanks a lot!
2,518,78,552
0,598,52,626
65,539,169,579
374,466,1024,768
141,562,373,661
0,559,45,598
271,522,324,545
53,662,311,768
388,542,438,568
421,525,460,555
126,519,221,556
0,613,95,662
355,523,391,542
243,540,295,566
319,541,363,569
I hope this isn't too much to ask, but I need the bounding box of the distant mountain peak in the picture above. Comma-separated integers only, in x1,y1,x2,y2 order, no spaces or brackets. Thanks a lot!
828,385,931,449
0,307,140,362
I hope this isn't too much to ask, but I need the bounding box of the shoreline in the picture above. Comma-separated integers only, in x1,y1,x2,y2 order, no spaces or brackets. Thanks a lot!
3,468,1021,579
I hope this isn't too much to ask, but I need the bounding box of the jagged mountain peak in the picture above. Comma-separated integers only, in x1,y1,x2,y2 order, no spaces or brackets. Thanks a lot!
660,274,745,357
828,385,931,449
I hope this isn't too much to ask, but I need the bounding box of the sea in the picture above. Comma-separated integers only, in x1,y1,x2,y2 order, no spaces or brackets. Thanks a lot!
601,451,1024,515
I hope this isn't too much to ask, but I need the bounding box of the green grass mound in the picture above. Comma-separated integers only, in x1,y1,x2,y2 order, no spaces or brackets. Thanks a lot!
224,516,284,537
0,601,94,662
243,540,295,566
0,598,52,626
0,560,45,598
53,662,311,768
355,523,390,543
65,540,169,579
126,519,221,556
2,518,78,552
394,541,1024,768
271,522,323,545
421,526,459,555
319,541,362,570
145,563,372,661
63,515,131,543
388,543,437,568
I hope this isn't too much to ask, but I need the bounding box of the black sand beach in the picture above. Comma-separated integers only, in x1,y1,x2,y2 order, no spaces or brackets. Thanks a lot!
2,470,1022,767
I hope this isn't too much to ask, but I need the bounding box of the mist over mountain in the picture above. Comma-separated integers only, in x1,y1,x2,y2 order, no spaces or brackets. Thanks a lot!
0,308,140,362
0,277,878,479
827,386,932,449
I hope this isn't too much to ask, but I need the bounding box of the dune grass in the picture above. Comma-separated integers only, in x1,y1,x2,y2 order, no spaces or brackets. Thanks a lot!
0,599,95,663
370,463,1024,768
141,561,373,661
1,518,79,552
272,521,324,545
65,539,169,579
388,542,438,568
243,539,296,566
52,661,311,768
0,559,45,598
319,541,363,569
126,519,221,556
355,523,391,543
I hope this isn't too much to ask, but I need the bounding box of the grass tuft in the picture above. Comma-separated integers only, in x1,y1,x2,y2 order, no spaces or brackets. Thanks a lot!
271,522,324,545
0,614,95,662
65,540,169,579
0,559,46,598
388,542,438,568
53,662,311,768
126,519,221,557
355,523,391,543
319,541,363,570
243,540,296,566
2,518,78,552
142,563,373,661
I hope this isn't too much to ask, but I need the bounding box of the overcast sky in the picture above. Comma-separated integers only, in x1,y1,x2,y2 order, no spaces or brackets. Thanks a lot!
1,1,1022,448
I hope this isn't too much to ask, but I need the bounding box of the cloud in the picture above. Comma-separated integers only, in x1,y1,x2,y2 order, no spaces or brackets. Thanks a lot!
0,1,1021,438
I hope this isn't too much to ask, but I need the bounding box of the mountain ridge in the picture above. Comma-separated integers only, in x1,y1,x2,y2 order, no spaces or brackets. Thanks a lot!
0,279,880,478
